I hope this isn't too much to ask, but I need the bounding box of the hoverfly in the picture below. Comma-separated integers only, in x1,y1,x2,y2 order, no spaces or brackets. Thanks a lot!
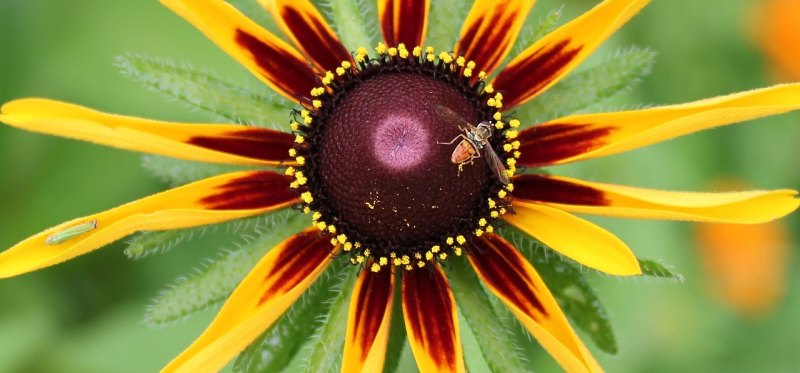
436,105,511,185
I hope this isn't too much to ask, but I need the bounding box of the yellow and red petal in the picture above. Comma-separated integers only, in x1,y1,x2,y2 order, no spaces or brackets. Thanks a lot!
469,233,602,373
342,264,395,373
494,0,649,109
0,98,294,166
163,228,334,372
261,0,352,72
516,83,800,166
378,0,429,48
504,203,640,276
513,174,800,223
454,0,536,76
161,0,318,103
402,265,465,373
0,171,297,279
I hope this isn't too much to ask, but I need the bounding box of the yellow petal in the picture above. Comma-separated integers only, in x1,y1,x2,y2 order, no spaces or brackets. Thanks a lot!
162,228,334,372
517,83,800,166
402,265,465,373
0,171,296,278
504,203,640,276
469,233,603,373
261,0,352,72
378,0,430,47
342,264,395,373
494,0,649,108
0,98,294,166
161,0,318,103
513,174,799,223
454,0,536,76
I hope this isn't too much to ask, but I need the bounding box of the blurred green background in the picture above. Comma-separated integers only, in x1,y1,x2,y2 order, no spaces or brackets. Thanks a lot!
0,0,797,372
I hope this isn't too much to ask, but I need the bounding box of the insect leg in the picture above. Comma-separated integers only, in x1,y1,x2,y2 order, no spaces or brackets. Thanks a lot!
437,134,468,145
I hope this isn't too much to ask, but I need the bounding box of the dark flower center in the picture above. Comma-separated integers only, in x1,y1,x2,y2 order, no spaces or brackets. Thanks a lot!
291,45,515,270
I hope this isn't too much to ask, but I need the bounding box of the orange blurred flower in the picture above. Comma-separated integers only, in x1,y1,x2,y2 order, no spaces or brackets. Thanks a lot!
696,181,793,317
753,0,800,81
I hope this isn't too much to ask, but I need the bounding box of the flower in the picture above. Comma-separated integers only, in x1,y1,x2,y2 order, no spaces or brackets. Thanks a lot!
1,0,798,372
696,180,793,317
752,0,800,81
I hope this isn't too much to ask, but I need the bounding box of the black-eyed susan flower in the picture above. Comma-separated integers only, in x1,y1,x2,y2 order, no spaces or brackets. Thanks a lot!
1,0,799,372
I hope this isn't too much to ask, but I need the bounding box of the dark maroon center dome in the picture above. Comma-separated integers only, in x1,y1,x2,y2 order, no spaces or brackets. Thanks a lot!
312,72,491,250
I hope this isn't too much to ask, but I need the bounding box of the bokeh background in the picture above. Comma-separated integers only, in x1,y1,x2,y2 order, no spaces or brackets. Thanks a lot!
0,0,798,371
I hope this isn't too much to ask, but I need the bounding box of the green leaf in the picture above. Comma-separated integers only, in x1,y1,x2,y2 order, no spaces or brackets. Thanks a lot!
324,0,374,51
447,257,532,373
140,155,254,188
502,228,619,355
227,0,281,35
515,46,656,125
300,267,358,373
353,0,381,48
509,7,563,61
143,212,306,326
115,54,292,129
426,0,471,50
124,209,288,260
233,261,348,373
639,259,684,282
383,275,407,373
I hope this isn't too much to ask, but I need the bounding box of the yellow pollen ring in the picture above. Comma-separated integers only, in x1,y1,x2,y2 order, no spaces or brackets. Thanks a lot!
288,45,511,273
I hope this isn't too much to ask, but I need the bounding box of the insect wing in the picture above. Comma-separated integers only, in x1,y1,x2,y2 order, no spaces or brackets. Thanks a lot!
436,105,477,131
483,145,511,185
45,220,98,245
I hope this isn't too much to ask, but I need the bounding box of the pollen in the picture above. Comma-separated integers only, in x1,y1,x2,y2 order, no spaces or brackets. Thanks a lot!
379,257,388,266
456,235,466,245
294,135,305,144
355,47,368,62
398,45,409,58
375,42,387,54
301,192,314,204
371,263,381,272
